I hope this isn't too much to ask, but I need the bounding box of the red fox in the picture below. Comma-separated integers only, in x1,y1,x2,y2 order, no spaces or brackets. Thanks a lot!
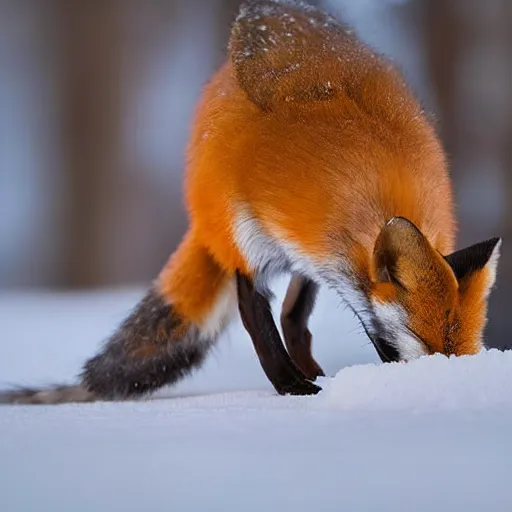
1,0,501,404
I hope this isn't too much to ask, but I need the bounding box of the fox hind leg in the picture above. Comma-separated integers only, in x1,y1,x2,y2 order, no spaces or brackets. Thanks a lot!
280,273,325,380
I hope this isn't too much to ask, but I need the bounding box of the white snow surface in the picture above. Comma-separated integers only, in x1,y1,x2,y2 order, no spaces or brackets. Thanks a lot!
1,276,512,511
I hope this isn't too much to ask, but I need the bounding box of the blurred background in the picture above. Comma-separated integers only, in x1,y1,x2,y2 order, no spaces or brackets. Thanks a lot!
0,0,510,349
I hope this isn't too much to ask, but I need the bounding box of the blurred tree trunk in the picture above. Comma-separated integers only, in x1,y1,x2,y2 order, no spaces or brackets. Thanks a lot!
54,0,124,288
424,0,512,349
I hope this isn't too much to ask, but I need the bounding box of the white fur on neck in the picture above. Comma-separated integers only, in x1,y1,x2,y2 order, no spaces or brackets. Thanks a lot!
372,300,428,361
232,207,373,329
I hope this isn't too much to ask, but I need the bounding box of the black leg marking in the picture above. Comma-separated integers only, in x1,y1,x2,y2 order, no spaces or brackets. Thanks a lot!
236,271,321,396
281,274,325,380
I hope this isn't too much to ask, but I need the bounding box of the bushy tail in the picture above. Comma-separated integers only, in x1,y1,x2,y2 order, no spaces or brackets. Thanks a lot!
0,233,237,405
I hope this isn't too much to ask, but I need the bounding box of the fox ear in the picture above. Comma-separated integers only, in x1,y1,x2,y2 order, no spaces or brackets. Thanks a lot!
373,217,437,289
444,237,501,294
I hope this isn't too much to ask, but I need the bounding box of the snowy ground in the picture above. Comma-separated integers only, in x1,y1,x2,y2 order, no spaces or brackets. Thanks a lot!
1,276,511,511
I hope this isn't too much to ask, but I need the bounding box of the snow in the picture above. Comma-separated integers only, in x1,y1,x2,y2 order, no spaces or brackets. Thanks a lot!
1,276,512,511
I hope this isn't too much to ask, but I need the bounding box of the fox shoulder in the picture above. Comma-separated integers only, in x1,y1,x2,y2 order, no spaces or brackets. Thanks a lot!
228,0,396,112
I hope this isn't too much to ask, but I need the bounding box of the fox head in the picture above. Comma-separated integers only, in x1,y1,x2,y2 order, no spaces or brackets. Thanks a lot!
368,217,501,362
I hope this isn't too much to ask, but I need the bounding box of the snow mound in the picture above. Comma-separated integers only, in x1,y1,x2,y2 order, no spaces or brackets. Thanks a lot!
318,349,512,412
